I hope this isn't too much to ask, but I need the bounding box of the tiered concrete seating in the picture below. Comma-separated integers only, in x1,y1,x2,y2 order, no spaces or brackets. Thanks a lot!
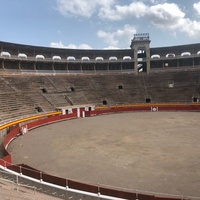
25,92,55,112
65,92,89,105
0,69,199,121
43,93,72,107
0,92,36,121
28,76,58,93
144,71,200,103
3,76,34,92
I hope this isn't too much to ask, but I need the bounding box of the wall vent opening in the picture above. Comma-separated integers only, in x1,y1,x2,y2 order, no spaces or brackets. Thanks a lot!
102,100,108,105
41,88,47,93
146,98,151,103
70,87,75,92
35,106,43,112
118,85,123,90
193,97,199,102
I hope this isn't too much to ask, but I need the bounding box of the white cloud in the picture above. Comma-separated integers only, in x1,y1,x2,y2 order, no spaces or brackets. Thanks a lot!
99,2,184,23
148,3,200,38
97,24,137,48
56,0,115,17
99,2,147,20
97,30,118,47
178,18,200,37
193,2,200,15
147,3,200,37
148,0,167,4
103,46,120,50
147,3,185,29
50,41,66,48
55,0,200,45
50,41,92,49
98,1,200,38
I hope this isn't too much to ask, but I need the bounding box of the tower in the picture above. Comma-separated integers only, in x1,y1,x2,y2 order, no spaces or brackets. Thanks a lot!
130,33,151,74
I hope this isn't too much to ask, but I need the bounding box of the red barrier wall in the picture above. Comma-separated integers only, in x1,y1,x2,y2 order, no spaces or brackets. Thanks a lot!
2,127,21,166
99,186,136,200
68,179,99,194
42,173,67,187
27,112,77,130
86,104,200,117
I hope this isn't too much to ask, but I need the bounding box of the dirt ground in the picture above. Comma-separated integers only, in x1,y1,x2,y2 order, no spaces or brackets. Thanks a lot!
8,112,200,198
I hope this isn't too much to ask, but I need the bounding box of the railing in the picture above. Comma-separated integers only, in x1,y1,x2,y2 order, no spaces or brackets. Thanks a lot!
0,55,135,63
0,103,200,199
0,163,189,200
0,52,200,63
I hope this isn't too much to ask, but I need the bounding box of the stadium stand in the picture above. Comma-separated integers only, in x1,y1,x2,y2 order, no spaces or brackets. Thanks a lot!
0,70,198,121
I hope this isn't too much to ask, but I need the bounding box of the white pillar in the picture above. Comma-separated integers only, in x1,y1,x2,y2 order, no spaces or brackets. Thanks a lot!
77,108,80,118
62,109,66,115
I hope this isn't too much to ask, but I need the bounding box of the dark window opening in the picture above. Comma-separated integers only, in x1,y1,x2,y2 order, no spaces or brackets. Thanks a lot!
35,106,43,112
138,52,146,58
118,85,123,90
146,98,151,103
138,63,147,73
70,87,75,92
89,107,92,111
102,100,108,105
193,97,198,102
168,81,174,88
41,88,47,93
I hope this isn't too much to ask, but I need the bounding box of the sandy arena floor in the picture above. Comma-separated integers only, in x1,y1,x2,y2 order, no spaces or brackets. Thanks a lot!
8,112,200,198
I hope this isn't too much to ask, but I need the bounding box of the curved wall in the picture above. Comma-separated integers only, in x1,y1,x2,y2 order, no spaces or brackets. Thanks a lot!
0,41,200,72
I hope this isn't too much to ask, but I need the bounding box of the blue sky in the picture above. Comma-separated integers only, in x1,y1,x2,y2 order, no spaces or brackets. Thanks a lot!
0,0,200,49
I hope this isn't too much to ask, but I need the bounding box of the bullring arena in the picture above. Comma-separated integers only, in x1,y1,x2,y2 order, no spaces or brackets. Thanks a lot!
8,112,200,197
0,33,200,199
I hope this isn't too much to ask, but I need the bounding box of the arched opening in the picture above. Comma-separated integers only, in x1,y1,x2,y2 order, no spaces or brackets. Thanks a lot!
52,55,61,60
102,100,108,105
138,63,147,73
35,106,43,113
67,56,76,61
118,85,123,90
41,88,47,93
0,51,11,57
95,57,104,61
36,55,45,59
70,87,75,92
109,56,117,61
181,52,191,57
146,97,151,103
123,56,131,60
166,53,175,58
151,54,160,59
18,53,27,59
192,96,199,102
81,57,90,61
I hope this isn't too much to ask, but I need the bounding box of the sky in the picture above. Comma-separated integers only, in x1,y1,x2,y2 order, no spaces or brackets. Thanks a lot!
0,0,200,49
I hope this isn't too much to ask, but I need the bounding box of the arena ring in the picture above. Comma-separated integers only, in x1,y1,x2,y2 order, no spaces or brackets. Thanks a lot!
1,103,200,200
